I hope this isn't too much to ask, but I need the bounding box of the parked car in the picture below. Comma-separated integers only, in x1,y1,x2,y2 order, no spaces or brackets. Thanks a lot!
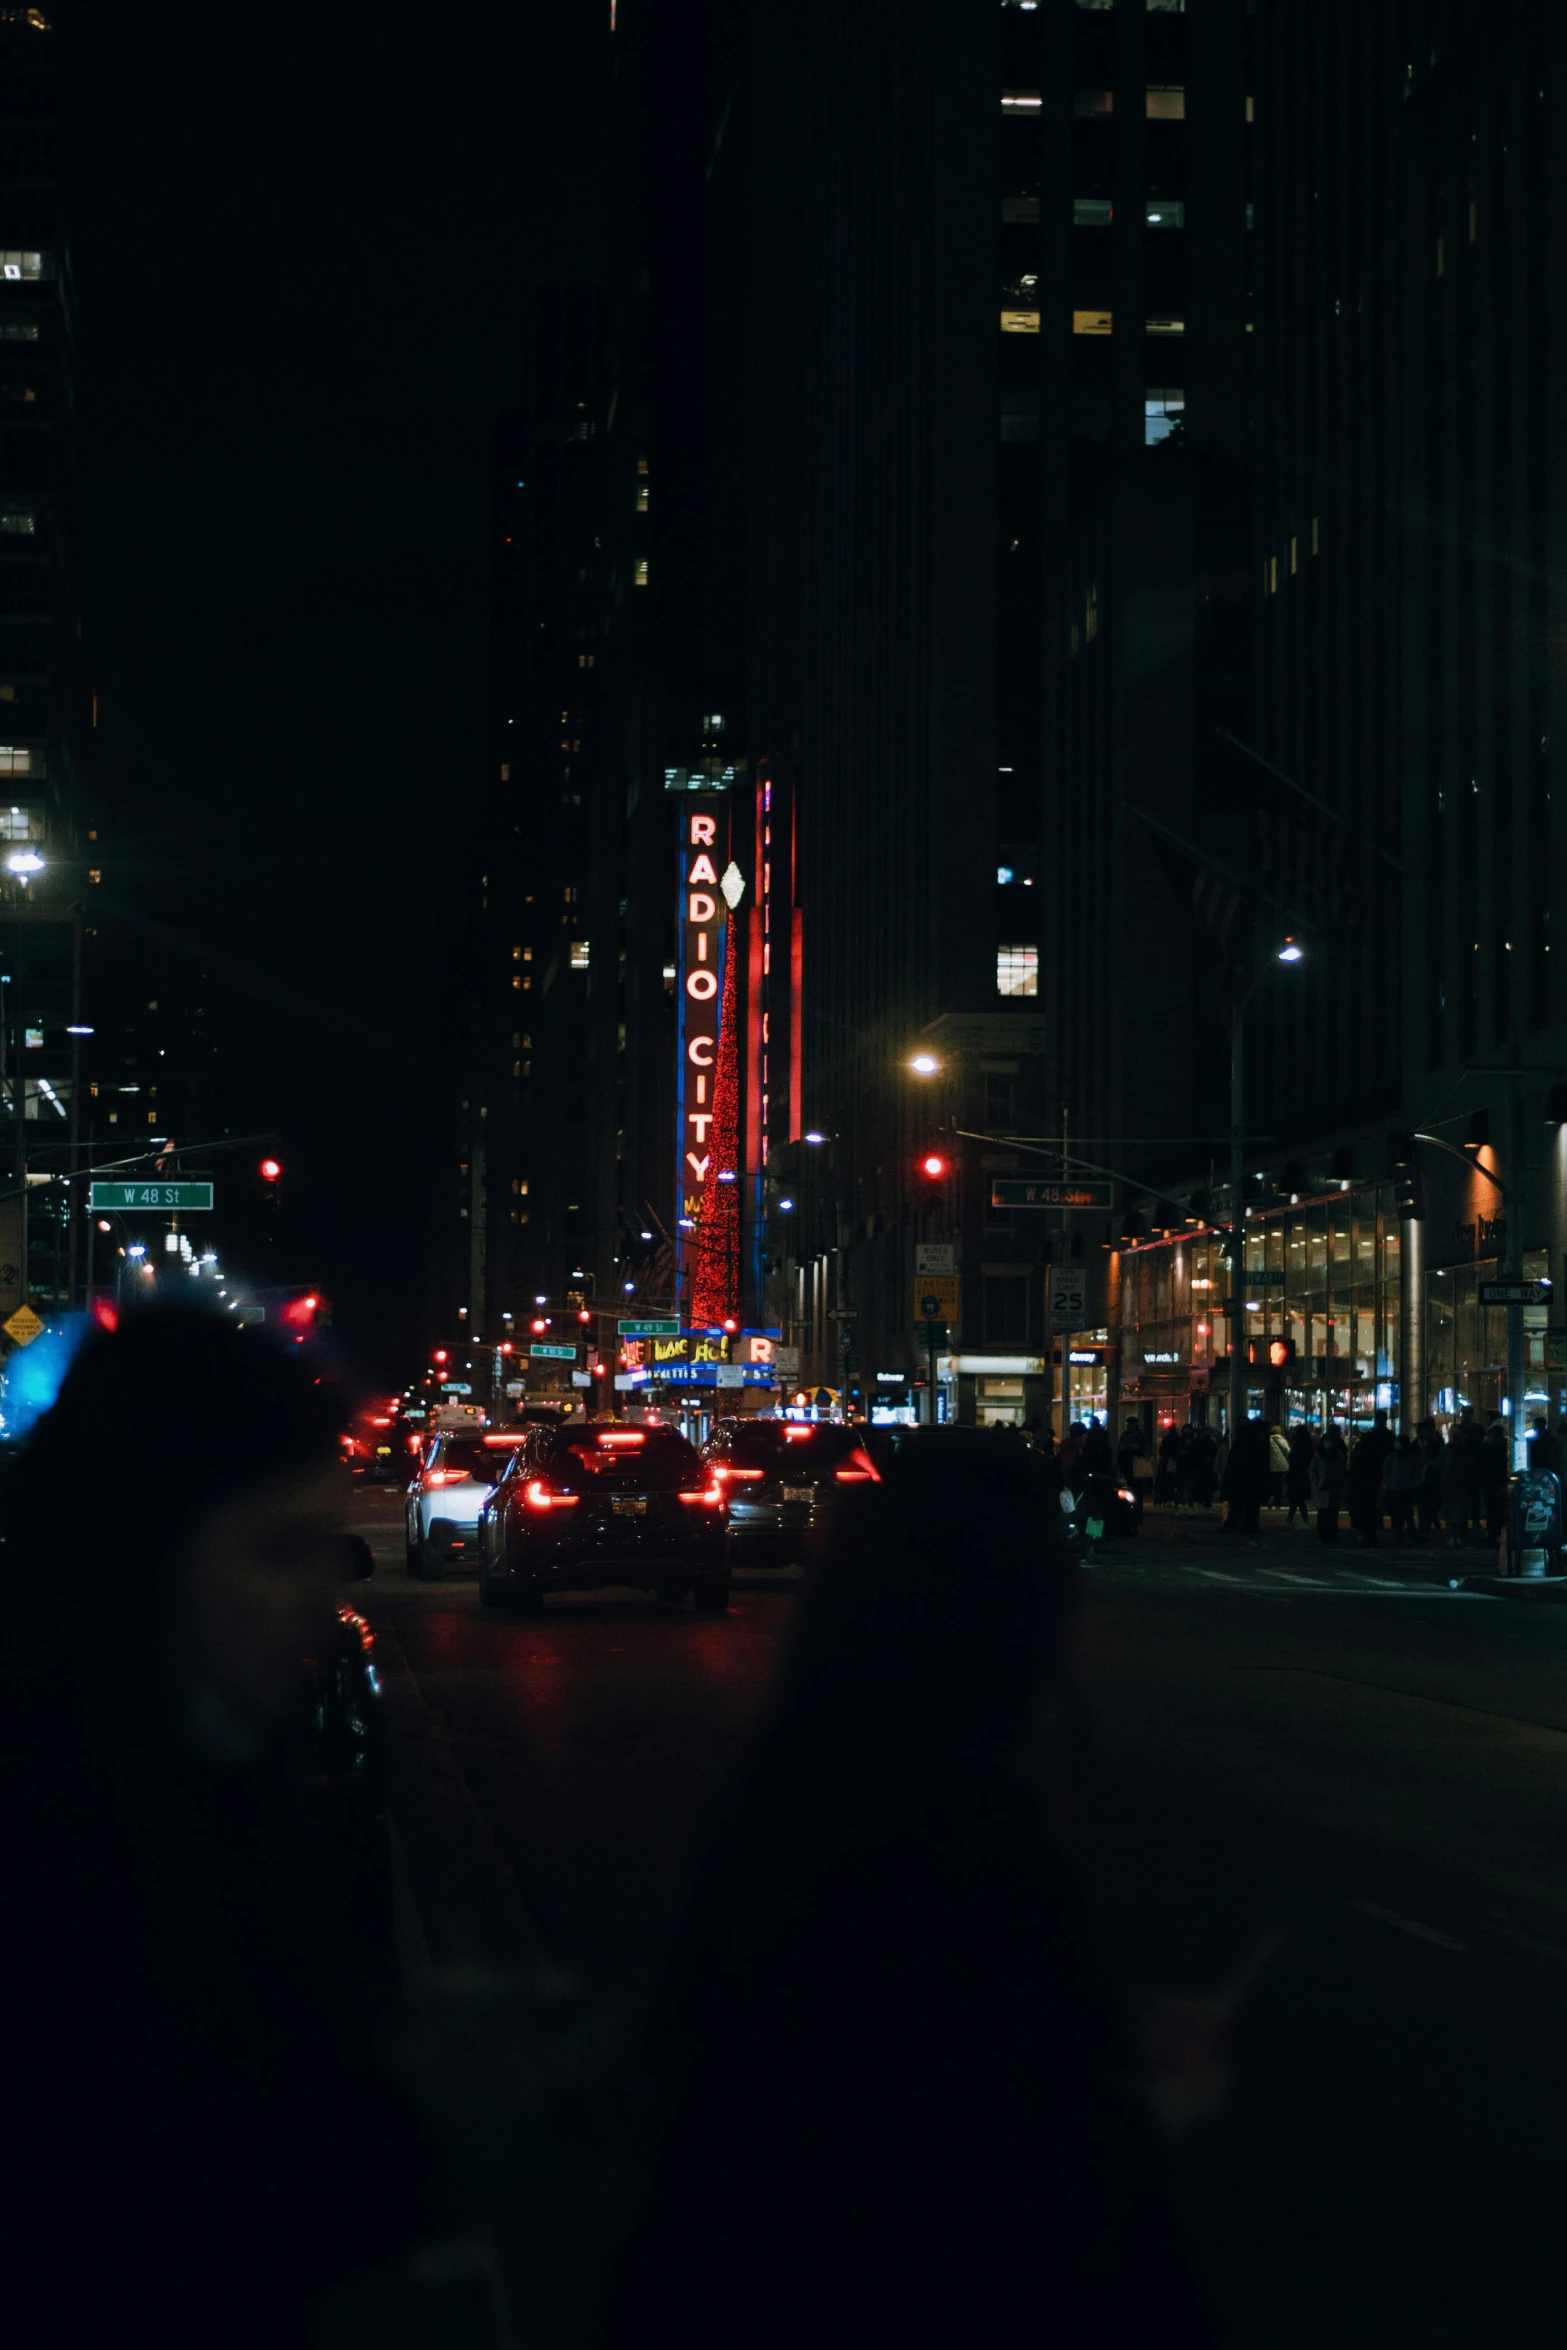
701,1418,881,1563
477,1420,729,1617
405,1431,524,1578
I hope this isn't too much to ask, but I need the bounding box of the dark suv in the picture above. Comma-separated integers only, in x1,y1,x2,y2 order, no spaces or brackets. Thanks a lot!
702,1419,880,1563
477,1422,730,1617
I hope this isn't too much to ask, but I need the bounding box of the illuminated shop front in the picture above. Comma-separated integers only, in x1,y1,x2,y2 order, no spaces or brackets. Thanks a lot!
1119,1189,1403,1433
1118,1186,1559,1436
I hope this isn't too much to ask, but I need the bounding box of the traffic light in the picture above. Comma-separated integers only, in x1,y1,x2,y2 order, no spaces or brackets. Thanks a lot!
499,1341,514,1357
1267,1337,1296,1371
1388,1130,1425,1221
530,1317,548,1335
259,1157,283,1184
916,1150,948,1183
577,1308,591,1326
433,1348,449,1366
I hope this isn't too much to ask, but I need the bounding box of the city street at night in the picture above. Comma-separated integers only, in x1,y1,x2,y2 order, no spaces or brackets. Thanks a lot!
357,1485,1567,2347
5,3,1564,2341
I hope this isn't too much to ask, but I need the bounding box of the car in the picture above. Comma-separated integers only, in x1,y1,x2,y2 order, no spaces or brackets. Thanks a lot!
405,1430,524,1578
477,1420,730,1617
701,1418,881,1563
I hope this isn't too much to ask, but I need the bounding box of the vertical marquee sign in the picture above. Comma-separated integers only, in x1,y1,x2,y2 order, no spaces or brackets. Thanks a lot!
676,796,730,1315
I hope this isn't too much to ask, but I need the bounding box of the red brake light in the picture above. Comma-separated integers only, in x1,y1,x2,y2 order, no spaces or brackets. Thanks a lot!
679,1487,724,1507
834,1448,881,1484
596,1430,647,1448
424,1467,470,1487
782,1425,814,1442
713,1464,763,1481
523,1478,580,1511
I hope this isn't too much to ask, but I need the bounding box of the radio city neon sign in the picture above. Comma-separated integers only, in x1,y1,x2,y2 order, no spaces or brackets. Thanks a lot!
679,807,726,1198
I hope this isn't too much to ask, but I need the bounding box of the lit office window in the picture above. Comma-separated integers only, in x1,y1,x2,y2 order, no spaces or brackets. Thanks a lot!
1001,91,1042,113
1073,198,1114,227
0,251,45,280
0,510,36,533
634,558,649,587
1001,308,1041,334
0,746,33,775
1146,316,1185,335
1146,88,1186,119
0,806,42,838
1073,310,1113,335
0,324,40,342
1145,199,1185,227
997,945,1039,998
570,940,590,969
1145,390,1185,444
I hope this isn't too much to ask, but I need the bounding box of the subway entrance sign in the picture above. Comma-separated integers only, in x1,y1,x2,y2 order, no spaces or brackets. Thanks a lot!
989,1179,1113,1211
89,1180,213,1212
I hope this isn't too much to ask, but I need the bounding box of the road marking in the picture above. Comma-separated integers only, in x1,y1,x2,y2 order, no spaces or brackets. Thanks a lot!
1349,1899,1466,1951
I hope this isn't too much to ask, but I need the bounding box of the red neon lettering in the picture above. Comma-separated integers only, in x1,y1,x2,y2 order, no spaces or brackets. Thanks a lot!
686,1152,711,1179
688,891,717,922
690,815,716,845
689,1114,711,1141
687,969,717,999
688,1036,714,1064
688,852,718,884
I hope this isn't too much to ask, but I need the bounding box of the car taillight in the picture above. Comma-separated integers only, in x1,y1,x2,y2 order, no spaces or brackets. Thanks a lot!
834,1449,881,1484
679,1487,725,1507
425,1468,470,1487
523,1478,579,1510
712,1465,763,1482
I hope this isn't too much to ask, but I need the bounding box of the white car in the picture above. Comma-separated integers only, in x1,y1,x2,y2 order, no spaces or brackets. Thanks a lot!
406,1432,522,1578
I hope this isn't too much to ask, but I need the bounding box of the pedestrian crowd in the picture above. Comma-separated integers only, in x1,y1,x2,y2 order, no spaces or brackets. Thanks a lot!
1114,1401,1565,1550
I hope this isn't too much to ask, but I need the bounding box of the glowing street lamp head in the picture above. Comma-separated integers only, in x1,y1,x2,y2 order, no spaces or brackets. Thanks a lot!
804,1131,826,1146
909,1053,940,1077
1277,936,1304,964
5,848,44,877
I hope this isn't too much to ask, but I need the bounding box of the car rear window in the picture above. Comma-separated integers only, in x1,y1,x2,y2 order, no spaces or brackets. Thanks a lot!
547,1426,704,1489
438,1439,504,1478
723,1423,863,1468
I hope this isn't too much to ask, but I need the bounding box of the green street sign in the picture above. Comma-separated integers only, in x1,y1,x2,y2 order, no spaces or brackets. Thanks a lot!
89,1180,213,1212
989,1179,1113,1211
617,1318,680,1337
529,1343,577,1361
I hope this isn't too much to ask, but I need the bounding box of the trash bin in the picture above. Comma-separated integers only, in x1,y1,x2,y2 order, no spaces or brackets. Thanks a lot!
1498,1471,1564,1578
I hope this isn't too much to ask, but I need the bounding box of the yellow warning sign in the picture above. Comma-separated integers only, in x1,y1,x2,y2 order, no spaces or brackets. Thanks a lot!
3,1304,45,1347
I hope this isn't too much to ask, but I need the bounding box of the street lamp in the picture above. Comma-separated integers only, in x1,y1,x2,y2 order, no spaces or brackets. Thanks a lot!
4,849,44,878
908,1053,940,1077
1226,934,1306,1438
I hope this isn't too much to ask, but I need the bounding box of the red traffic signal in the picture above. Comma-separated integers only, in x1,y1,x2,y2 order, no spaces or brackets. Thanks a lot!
499,1341,514,1356
917,1152,948,1181
1268,1337,1296,1370
577,1308,591,1325
433,1348,449,1365
530,1318,548,1335
259,1157,283,1183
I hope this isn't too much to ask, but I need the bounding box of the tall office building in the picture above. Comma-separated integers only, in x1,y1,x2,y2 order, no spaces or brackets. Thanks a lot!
1,4,90,1322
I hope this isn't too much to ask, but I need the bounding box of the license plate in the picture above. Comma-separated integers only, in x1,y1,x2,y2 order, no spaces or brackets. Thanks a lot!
375,1446,392,1456
783,1486,813,1504
613,1496,647,1516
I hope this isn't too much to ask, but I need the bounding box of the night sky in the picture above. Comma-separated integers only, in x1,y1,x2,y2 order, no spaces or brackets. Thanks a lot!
68,2,604,1377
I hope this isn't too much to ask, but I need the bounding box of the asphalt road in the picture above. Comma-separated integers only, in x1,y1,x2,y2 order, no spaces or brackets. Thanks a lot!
353,1486,1567,2347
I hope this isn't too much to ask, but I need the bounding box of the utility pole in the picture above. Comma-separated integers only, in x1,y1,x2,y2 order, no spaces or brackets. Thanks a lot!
1504,1051,1528,1469
1228,989,1248,1441
1058,1101,1071,1441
